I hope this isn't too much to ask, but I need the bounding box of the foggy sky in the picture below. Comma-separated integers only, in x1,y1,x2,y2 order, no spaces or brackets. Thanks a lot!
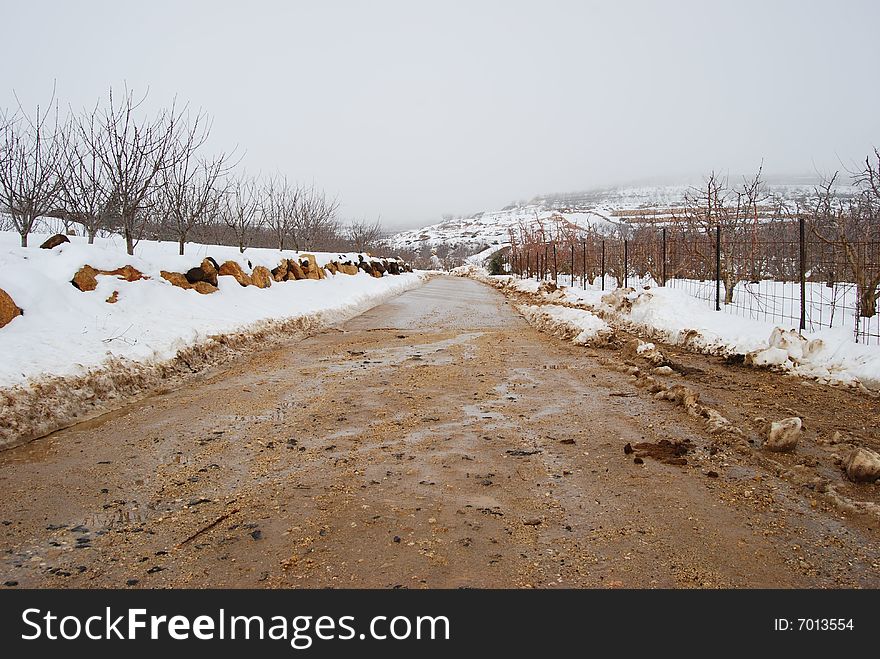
2,0,878,230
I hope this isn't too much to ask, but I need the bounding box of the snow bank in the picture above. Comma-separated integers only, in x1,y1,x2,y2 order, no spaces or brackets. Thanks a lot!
0,231,426,447
462,267,880,392
518,304,610,345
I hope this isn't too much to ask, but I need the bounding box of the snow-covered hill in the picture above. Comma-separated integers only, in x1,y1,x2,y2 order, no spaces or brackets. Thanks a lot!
386,180,855,255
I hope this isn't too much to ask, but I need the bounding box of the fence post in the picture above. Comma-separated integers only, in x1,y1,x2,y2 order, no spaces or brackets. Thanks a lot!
799,215,806,332
624,239,629,288
715,224,721,312
661,226,667,286
552,242,558,283
543,244,548,281
601,240,606,291
582,240,586,289
570,243,574,288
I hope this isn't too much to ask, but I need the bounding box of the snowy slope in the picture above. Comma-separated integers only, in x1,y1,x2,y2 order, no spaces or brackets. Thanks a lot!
386,180,855,255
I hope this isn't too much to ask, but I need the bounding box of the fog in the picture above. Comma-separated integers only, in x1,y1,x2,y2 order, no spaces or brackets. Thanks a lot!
2,0,878,230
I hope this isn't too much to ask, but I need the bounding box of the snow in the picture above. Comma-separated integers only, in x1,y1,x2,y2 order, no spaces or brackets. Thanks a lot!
474,271,880,391
0,231,425,389
518,304,610,345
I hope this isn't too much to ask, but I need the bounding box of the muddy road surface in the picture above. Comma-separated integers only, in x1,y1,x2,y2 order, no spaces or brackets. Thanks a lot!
1,276,878,588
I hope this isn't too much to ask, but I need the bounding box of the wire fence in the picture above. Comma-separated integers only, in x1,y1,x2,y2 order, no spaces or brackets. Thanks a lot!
506,220,880,345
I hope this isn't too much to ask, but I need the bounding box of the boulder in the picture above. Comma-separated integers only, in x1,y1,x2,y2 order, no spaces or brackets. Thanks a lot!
71,265,99,291
40,233,70,249
765,417,802,452
103,265,146,282
404,263,413,273
0,288,23,329
387,260,400,275
843,447,880,483
72,264,145,291
371,259,387,275
251,266,273,289
185,266,212,285
338,263,358,275
325,261,339,275
300,253,325,280
161,270,193,290
218,260,252,286
200,258,219,286
106,291,119,304
287,259,306,280
192,281,218,295
271,260,289,282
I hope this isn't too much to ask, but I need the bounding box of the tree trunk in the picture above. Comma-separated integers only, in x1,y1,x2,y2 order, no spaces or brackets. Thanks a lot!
88,228,96,245
858,283,878,318
179,236,186,256
20,232,27,248
125,230,134,256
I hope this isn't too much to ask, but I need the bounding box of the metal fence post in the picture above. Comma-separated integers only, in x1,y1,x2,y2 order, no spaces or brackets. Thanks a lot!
552,242,558,283
582,240,586,289
543,244,548,281
799,216,806,332
661,226,667,286
715,224,721,311
624,239,629,288
570,243,574,287
601,240,606,291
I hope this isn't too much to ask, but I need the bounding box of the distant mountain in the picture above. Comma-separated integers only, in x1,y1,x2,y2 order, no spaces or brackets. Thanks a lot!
385,179,846,255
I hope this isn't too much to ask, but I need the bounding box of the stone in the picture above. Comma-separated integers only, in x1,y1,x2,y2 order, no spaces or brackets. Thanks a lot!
103,265,145,282
200,258,219,286
843,447,880,483
71,265,99,291
271,260,289,282
106,291,119,304
185,266,209,285
765,417,802,452
251,266,273,289
193,281,218,295
160,270,193,290
218,260,252,286
40,233,70,249
0,288,23,329
287,259,306,280
300,253,325,280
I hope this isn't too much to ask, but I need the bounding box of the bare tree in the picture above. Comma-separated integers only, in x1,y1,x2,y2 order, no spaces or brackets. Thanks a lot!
812,152,880,318
291,184,339,251
221,174,262,253
0,93,65,247
161,110,230,254
85,87,182,255
346,217,383,252
261,174,300,251
57,106,116,243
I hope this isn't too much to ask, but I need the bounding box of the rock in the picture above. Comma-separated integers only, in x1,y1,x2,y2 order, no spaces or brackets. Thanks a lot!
522,518,542,526
652,365,674,376
300,253,325,280
193,281,218,295
393,535,401,543
271,260,289,282
106,291,119,304
218,260,252,286
71,265,99,291
843,447,880,483
765,417,802,452
706,470,719,478
325,261,339,275
199,258,219,286
103,265,145,282
185,266,209,284
160,271,193,289
633,457,644,464
0,288,23,328
287,259,306,280
339,263,358,275
251,266,273,289
40,233,70,249
250,529,263,540
623,442,634,454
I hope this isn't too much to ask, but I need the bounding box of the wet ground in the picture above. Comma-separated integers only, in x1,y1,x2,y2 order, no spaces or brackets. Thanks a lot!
0,276,878,588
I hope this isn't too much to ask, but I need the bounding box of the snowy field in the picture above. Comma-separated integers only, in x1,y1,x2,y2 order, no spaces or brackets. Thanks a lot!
0,231,425,389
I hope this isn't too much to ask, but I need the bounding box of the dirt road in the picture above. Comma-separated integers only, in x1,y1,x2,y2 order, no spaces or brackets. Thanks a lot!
1,276,878,588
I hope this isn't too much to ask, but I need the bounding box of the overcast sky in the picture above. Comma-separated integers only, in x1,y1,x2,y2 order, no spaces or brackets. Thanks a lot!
2,0,878,230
